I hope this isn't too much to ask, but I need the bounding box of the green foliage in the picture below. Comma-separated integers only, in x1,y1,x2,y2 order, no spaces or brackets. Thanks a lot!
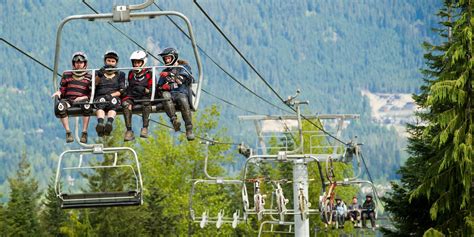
5,152,40,236
384,0,473,235
423,227,445,237
0,0,442,195
0,195,6,237
410,0,473,234
39,178,68,237
381,124,437,236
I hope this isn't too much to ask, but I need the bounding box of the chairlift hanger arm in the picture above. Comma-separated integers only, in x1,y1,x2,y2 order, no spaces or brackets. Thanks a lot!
52,11,203,110
128,0,154,11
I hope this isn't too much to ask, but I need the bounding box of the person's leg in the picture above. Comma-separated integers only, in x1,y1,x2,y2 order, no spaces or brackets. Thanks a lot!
369,211,376,229
175,93,194,140
60,116,73,143
96,109,106,137
162,91,180,131
104,110,117,136
123,101,134,141
140,101,151,138
362,212,367,228
80,116,90,143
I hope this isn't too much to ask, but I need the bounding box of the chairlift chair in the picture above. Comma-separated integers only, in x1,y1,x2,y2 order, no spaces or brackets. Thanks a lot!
54,144,143,209
52,2,203,118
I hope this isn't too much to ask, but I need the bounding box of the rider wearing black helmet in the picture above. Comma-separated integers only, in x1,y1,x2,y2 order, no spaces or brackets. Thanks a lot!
94,51,126,137
51,51,92,143
362,194,376,230
157,47,195,141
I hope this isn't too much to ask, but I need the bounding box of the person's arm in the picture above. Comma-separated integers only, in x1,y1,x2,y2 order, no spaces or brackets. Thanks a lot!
52,73,68,98
145,71,153,94
112,72,126,97
177,64,193,84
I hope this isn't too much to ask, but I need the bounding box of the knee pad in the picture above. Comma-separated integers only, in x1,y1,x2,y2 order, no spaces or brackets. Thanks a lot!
122,99,132,108
81,103,93,116
95,96,108,110
55,100,69,118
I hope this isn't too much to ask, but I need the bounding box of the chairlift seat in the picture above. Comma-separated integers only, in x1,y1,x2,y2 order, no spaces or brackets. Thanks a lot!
54,86,196,118
60,190,141,209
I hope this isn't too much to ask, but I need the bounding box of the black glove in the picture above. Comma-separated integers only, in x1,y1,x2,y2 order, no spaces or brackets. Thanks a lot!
97,67,105,77
105,94,113,101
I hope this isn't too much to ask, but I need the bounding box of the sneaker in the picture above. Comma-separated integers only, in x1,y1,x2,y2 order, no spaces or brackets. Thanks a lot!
104,122,113,136
140,127,148,138
172,119,181,132
124,130,135,141
96,123,105,137
186,129,195,141
66,131,74,143
80,132,88,143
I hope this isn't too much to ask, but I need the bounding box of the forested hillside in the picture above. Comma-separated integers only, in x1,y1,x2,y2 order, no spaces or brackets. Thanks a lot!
0,0,441,195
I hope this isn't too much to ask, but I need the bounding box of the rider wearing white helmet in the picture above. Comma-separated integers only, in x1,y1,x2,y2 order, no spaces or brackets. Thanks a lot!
122,50,153,141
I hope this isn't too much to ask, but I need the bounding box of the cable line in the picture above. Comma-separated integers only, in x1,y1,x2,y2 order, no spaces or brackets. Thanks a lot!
193,1,349,145
1,38,60,76
82,0,162,62
82,0,265,116
153,2,292,114
202,89,258,115
2,33,237,146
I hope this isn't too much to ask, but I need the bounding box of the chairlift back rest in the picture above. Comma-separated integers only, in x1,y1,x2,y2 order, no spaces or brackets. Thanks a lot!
54,85,196,118
60,191,141,209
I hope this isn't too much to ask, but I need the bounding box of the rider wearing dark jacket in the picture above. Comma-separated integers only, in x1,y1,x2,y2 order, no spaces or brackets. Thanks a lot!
157,47,195,141
362,194,376,229
94,51,126,137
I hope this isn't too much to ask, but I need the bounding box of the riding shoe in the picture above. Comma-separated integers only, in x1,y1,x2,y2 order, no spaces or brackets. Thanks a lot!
66,131,74,143
104,121,113,136
124,130,135,141
172,119,181,132
80,132,88,143
96,122,105,137
140,127,148,138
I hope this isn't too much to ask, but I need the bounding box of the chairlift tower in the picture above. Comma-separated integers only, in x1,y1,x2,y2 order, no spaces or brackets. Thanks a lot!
239,90,360,236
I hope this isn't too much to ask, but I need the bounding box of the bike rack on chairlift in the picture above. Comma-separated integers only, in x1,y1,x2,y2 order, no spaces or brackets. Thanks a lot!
188,138,246,229
238,91,364,236
54,118,144,209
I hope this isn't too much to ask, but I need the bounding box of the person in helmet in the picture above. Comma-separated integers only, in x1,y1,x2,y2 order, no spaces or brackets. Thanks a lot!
122,50,153,141
94,51,126,137
157,47,195,141
51,51,92,143
348,196,362,227
361,194,376,230
334,196,347,228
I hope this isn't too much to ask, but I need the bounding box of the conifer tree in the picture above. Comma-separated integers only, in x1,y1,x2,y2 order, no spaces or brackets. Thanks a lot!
39,178,68,237
383,0,473,235
410,0,473,234
5,152,40,236
0,195,6,237
81,120,147,236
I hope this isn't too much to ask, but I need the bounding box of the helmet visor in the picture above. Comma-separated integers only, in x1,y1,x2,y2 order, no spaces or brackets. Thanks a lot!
73,55,87,62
